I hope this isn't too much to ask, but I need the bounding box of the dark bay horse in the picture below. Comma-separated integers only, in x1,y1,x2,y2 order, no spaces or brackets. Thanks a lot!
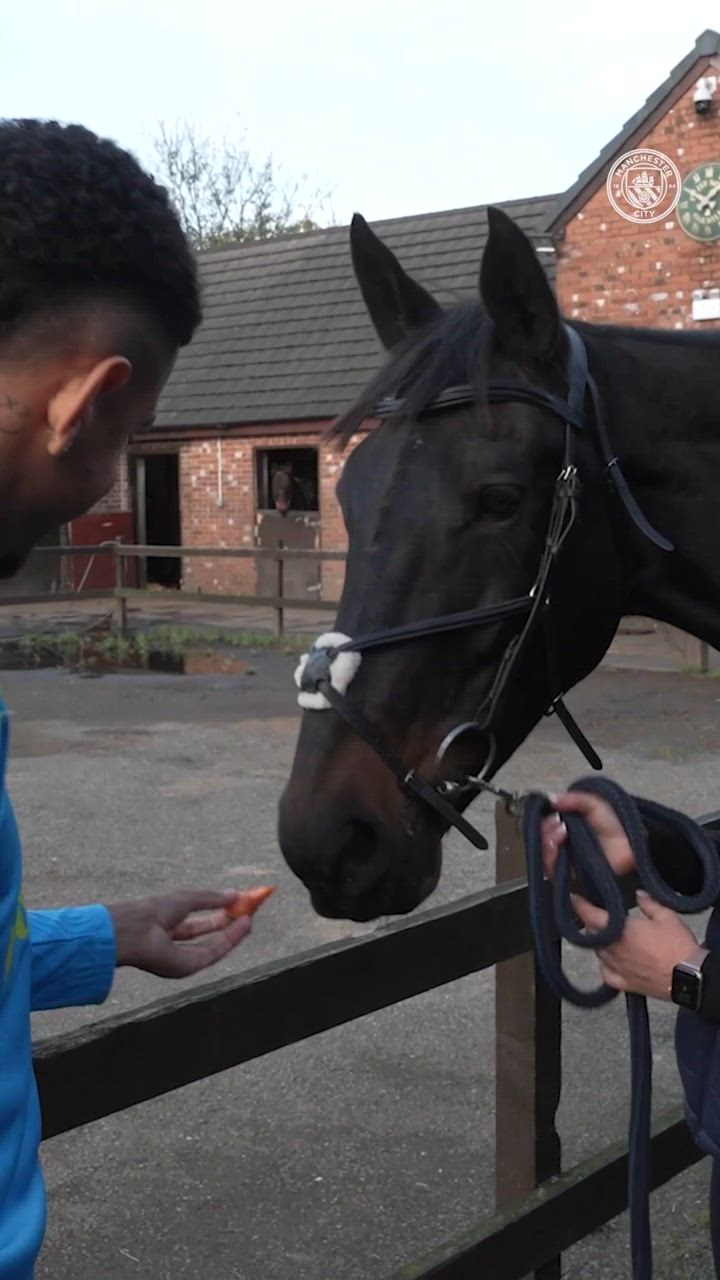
271,463,312,514
278,206,720,922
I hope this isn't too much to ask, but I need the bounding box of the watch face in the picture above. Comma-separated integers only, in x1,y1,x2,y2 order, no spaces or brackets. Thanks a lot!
672,965,701,1009
677,163,720,241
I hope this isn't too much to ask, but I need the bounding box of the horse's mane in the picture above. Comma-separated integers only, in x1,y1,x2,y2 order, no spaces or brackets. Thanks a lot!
331,302,493,446
331,302,720,450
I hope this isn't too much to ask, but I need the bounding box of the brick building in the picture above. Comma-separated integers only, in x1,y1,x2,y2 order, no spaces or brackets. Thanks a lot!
549,27,720,328
59,26,720,605
130,198,554,603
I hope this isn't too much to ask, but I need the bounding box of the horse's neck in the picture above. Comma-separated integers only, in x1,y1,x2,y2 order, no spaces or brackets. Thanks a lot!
593,326,720,648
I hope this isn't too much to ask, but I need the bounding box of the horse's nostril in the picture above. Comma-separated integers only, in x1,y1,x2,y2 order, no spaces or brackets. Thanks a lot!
341,820,377,864
337,820,384,897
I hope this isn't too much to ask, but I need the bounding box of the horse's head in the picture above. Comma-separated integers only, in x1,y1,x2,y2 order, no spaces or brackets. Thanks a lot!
279,208,628,921
272,465,293,514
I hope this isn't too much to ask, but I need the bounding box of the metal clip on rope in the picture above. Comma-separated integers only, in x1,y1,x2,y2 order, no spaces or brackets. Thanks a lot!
522,776,720,1280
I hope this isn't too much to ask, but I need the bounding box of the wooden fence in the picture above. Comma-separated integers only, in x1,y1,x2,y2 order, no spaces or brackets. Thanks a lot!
5,540,712,671
35,799,720,1279
6,540,341,636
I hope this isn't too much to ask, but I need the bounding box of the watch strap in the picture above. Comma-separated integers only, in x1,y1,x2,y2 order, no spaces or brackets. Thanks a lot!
697,947,720,1023
683,946,710,973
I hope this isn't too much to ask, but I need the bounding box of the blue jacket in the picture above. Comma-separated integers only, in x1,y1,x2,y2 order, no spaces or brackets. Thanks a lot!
0,705,116,1278
676,906,720,1159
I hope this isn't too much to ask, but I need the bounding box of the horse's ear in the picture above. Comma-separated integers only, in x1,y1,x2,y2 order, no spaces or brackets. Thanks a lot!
350,213,442,350
480,206,559,361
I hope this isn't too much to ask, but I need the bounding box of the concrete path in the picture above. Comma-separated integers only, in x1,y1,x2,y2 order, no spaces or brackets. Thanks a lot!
1,658,717,1278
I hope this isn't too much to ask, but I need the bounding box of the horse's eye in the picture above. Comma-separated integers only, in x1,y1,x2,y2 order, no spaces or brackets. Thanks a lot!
476,485,523,521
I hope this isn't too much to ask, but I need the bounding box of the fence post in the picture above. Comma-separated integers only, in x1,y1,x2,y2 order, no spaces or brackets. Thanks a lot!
494,800,562,1280
135,457,148,590
275,541,285,638
680,631,711,673
113,539,127,635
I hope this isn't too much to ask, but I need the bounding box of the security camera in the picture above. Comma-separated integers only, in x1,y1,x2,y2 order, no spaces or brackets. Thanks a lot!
694,76,716,115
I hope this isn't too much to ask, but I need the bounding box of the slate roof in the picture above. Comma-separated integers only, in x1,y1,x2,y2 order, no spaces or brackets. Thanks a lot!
546,28,720,232
154,195,557,430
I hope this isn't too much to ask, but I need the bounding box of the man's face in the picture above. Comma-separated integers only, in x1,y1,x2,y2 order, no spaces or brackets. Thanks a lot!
0,337,174,578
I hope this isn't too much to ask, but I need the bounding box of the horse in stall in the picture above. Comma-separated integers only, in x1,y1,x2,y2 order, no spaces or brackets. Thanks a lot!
278,207,720,925
271,462,312,515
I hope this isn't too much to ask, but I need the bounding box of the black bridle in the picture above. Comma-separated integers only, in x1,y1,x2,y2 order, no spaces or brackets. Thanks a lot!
299,323,673,849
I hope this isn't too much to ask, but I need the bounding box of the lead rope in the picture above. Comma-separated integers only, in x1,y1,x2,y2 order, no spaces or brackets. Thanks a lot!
522,776,720,1280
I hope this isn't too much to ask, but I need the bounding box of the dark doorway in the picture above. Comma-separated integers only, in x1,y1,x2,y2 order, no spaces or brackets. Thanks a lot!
136,454,181,588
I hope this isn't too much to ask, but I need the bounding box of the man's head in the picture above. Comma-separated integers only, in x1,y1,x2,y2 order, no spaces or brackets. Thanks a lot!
0,119,201,577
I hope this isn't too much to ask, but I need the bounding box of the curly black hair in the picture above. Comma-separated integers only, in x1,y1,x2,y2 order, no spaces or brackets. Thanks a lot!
0,119,200,349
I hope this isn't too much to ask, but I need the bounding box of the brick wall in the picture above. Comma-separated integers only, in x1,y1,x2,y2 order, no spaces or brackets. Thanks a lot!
556,59,720,329
179,437,254,594
91,450,130,513
176,426,362,597
319,432,367,599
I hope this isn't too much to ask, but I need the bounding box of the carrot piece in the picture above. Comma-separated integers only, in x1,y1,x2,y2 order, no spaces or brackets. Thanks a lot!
225,885,276,920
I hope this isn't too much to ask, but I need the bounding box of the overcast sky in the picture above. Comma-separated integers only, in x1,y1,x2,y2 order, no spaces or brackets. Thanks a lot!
4,2,718,225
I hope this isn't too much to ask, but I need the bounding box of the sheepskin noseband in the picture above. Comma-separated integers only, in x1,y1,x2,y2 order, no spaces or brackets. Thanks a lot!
294,632,361,710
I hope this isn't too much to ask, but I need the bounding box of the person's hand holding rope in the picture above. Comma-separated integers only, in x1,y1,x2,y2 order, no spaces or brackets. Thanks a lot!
541,792,701,1001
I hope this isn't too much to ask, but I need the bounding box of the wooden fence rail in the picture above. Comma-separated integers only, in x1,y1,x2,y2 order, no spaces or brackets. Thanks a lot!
391,1107,701,1280
34,804,720,1278
36,878,531,1138
39,544,347,560
10,540,345,636
11,542,712,669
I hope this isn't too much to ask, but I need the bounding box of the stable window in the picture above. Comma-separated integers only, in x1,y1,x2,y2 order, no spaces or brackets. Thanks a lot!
256,447,319,513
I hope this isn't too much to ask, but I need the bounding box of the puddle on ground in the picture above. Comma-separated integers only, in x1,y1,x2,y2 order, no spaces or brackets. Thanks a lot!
0,641,255,678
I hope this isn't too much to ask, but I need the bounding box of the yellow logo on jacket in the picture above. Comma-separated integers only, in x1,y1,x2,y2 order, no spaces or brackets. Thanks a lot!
4,892,28,981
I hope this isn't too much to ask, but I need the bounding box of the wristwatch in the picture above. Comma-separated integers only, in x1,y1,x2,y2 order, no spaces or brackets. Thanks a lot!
671,947,710,1011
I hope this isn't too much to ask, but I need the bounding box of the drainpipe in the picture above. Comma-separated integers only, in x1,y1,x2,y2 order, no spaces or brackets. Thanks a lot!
216,439,224,509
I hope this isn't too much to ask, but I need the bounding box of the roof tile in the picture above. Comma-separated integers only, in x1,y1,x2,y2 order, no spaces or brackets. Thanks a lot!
155,195,557,429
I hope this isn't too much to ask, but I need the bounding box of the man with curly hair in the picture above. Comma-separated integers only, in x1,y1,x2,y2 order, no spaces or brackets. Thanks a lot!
0,119,256,1279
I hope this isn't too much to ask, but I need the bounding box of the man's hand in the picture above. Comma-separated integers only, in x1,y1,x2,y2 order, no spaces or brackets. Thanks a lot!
573,890,699,1001
541,790,637,881
107,890,252,979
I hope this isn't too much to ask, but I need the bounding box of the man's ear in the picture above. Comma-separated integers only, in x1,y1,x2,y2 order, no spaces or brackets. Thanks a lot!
46,356,132,456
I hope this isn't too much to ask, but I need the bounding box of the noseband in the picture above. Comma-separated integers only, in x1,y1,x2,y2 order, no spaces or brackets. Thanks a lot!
297,323,672,850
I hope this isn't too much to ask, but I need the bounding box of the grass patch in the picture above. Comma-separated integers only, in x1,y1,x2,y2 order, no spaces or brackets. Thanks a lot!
141,624,310,657
2,623,309,670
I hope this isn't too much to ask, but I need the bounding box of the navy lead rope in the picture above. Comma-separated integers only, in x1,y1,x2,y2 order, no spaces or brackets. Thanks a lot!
522,777,720,1280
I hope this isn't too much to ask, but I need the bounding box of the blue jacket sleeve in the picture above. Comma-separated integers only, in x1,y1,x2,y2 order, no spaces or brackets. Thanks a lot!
28,906,116,1011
